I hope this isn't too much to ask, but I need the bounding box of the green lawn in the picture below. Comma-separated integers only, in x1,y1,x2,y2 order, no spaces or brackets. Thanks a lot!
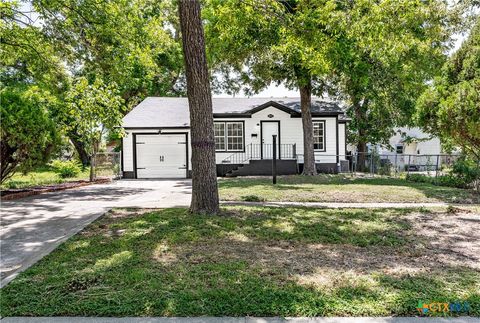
2,206,478,317
219,175,480,204
1,167,90,190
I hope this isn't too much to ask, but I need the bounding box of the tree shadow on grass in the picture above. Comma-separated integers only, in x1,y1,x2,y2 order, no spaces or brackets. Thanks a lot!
1,206,479,316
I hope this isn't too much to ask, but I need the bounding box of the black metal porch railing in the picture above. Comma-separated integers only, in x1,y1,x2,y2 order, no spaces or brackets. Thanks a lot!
221,143,297,164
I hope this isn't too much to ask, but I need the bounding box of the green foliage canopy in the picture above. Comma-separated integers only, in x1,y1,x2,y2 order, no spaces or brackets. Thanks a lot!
33,0,184,107
205,0,461,154
205,0,329,94
416,19,480,159
318,0,457,151
61,77,125,158
0,86,59,182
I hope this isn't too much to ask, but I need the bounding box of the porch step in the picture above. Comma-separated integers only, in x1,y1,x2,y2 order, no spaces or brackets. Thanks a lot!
224,160,297,177
225,165,245,177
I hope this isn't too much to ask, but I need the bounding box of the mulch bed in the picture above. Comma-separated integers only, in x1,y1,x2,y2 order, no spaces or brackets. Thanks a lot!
0,178,111,201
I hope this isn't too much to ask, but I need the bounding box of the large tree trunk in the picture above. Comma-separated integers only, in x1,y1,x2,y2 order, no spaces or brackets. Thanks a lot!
354,101,368,172
68,131,90,167
299,81,316,175
356,140,368,172
178,0,219,214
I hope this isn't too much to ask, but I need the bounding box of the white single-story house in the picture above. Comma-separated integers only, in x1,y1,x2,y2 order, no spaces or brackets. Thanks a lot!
377,127,442,156
376,127,447,171
345,127,449,172
121,97,349,178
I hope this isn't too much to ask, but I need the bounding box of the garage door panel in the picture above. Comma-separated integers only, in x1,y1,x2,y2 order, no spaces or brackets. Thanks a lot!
136,134,187,178
136,148,185,167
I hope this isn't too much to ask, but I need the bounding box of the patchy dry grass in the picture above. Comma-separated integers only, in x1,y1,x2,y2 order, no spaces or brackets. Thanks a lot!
1,206,479,317
218,175,480,204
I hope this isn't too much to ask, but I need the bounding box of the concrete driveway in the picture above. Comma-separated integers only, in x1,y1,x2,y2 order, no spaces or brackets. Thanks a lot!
0,179,191,287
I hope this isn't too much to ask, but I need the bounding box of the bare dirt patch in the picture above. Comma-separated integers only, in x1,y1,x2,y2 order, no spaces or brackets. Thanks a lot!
154,208,480,288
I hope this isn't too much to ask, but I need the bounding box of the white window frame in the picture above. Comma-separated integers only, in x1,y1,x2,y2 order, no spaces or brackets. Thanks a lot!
214,122,226,151
313,121,326,151
214,121,244,152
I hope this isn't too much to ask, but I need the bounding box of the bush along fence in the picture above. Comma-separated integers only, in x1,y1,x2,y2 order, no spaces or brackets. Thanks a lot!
313,153,479,190
54,152,122,181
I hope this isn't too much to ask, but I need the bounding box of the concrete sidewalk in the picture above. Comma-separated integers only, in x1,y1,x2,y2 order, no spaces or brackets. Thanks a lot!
1,317,478,323
220,201,476,209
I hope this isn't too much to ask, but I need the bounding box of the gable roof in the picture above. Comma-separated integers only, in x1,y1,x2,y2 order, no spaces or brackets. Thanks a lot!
122,97,345,128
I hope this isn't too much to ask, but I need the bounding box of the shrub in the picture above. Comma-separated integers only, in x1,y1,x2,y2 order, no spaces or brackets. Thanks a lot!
50,160,82,178
406,173,470,189
434,175,468,188
451,158,480,189
241,195,265,202
406,158,480,190
0,86,59,183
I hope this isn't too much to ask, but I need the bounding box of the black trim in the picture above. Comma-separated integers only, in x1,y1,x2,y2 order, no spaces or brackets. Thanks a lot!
122,171,135,179
213,120,246,153
250,101,300,116
291,112,342,118
312,120,326,152
123,101,347,129
124,126,189,130
260,120,281,159
133,134,137,179
133,132,189,178
335,116,339,164
213,113,251,118
120,137,124,173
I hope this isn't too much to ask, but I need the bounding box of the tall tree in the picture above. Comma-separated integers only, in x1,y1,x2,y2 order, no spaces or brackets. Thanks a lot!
0,86,59,183
60,77,125,181
205,0,331,175
416,18,480,159
32,0,184,107
320,0,461,165
25,0,185,163
178,0,220,214
1,1,65,180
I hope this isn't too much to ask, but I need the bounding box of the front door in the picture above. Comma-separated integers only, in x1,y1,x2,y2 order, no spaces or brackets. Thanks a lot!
261,121,280,159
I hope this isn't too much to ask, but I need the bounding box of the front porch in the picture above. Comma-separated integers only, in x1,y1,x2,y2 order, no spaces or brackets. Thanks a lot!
218,143,297,177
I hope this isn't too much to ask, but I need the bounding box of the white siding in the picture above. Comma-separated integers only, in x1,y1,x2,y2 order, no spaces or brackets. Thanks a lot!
123,105,345,175
214,106,304,164
214,106,339,165
338,123,346,160
312,118,337,164
122,132,133,171
376,127,442,155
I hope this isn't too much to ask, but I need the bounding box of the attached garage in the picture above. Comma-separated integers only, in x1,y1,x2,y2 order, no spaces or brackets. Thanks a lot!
134,133,188,178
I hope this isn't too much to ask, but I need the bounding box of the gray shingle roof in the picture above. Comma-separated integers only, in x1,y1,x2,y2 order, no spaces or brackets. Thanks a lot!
122,97,345,128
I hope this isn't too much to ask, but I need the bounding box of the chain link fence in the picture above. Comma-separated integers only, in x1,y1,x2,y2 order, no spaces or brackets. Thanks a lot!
346,153,465,177
93,152,122,179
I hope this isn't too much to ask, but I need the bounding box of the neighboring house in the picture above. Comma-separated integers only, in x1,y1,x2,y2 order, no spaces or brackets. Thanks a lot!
121,97,349,178
375,127,442,156
347,127,448,171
